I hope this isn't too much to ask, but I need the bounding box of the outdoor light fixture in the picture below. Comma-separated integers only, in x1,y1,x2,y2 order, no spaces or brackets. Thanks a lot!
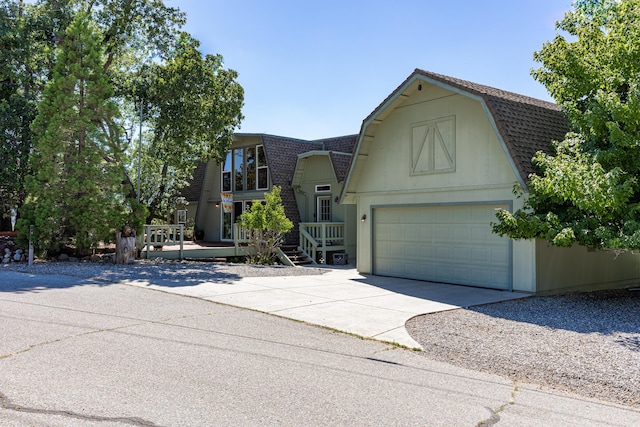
215,202,220,208
361,214,367,222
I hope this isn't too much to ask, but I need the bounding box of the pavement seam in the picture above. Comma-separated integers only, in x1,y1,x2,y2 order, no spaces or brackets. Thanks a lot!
476,380,519,426
0,391,161,426
0,322,145,361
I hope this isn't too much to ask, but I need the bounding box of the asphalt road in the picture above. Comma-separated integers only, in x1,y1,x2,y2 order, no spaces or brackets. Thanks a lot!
1,270,639,426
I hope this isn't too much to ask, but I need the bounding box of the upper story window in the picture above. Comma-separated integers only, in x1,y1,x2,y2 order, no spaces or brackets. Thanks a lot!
222,151,232,192
257,145,268,190
222,144,269,192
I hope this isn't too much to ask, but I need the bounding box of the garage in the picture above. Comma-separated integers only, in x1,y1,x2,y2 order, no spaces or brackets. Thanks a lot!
373,204,511,290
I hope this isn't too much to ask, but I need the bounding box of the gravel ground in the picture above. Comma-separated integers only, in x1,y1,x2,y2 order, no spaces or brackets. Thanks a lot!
406,290,640,408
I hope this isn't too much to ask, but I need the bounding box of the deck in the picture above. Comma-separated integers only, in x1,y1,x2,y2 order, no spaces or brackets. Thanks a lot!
141,240,250,260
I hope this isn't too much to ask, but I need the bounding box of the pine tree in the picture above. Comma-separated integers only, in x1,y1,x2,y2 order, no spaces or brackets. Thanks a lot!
18,11,125,255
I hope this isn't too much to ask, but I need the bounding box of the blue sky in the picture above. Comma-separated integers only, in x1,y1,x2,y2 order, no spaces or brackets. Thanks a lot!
175,0,572,140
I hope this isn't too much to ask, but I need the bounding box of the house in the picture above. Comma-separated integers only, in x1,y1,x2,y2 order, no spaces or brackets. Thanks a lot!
187,133,358,262
339,69,640,294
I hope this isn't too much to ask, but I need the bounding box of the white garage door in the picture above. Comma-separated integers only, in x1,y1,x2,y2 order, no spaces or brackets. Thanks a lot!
373,204,511,290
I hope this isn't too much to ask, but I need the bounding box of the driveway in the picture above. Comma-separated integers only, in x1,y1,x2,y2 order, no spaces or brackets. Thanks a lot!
123,266,528,349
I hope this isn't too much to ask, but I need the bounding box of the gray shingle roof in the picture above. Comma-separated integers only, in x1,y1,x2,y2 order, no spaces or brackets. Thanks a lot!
179,161,207,202
261,135,322,245
315,134,358,154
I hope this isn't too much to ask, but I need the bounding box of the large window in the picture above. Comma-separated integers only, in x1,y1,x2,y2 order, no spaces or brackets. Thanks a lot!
222,145,269,192
222,151,232,192
234,148,244,191
257,145,268,190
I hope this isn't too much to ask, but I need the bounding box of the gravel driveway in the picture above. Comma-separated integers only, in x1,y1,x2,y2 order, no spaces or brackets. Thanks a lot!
406,289,640,409
3,260,639,409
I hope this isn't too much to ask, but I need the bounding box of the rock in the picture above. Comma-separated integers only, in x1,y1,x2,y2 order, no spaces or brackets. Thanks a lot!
13,253,22,262
16,249,23,254
69,257,79,262
2,257,10,264
90,254,101,263
4,248,10,254
58,253,69,261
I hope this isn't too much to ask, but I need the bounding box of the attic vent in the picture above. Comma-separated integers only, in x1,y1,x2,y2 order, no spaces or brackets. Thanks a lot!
315,184,331,193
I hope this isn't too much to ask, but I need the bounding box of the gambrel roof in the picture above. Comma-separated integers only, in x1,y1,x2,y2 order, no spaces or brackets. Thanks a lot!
342,69,570,202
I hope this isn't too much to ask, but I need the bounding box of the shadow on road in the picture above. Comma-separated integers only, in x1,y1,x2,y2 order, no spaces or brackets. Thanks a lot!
0,262,244,293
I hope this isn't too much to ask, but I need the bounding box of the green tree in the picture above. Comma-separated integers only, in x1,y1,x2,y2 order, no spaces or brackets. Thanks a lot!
239,186,293,265
1,0,186,230
492,0,640,251
17,11,125,255
0,0,56,230
134,33,244,224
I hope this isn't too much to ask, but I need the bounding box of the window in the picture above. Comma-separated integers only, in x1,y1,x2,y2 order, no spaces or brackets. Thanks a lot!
177,210,187,224
246,146,256,190
222,145,270,192
257,145,268,190
315,184,331,193
234,148,244,191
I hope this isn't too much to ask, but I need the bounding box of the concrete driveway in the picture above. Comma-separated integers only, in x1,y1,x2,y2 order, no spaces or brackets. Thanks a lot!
124,266,528,349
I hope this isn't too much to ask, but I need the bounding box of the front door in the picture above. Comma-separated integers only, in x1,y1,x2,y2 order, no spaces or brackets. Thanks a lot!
316,196,332,222
222,201,247,241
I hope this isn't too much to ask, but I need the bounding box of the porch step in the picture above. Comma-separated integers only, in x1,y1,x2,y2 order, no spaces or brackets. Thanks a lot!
281,245,314,266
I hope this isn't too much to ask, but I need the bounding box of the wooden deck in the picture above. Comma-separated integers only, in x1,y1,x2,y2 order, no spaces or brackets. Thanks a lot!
141,241,250,260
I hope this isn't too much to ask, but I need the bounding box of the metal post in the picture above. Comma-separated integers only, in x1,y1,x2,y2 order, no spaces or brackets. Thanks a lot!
28,225,34,266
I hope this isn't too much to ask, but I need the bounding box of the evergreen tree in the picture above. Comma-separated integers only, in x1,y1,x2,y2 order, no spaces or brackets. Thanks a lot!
18,11,125,255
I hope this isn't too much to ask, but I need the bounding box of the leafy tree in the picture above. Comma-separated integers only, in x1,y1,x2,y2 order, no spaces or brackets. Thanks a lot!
1,0,186,229
0,0,56,230
239,186,293,265
492,0,640,251
17,11,125,255
133,33,244,224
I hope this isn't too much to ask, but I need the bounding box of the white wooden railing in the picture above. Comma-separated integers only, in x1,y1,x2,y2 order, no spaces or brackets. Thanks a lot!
233,224,251,250
299,222,345,264
144,224,184,259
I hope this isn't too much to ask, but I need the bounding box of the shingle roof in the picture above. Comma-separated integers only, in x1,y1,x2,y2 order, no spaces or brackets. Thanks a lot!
329,152,353,182
315,134,358,154
261,135,322,245
180,161,207,202
403,69,570,183
313,134,358,182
